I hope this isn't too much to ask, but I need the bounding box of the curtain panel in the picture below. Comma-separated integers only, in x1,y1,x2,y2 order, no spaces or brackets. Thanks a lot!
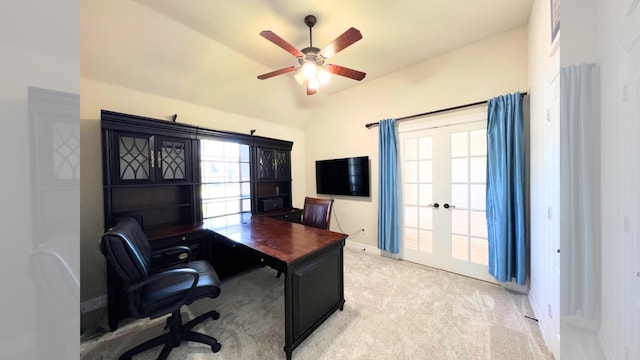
486,93,526,285
377,119,400,254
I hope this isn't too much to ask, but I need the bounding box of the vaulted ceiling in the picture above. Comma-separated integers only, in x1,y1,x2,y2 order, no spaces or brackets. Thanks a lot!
81,1,533,128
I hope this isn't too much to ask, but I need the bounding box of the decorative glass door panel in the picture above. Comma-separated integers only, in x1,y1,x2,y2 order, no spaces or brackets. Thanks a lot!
117,134,153,182
256,148,274,180
400,115,494,283
274,150,291,180
159,139,188,181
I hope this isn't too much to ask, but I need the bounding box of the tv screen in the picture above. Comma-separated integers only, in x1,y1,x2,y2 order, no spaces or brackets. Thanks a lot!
315,156,370,197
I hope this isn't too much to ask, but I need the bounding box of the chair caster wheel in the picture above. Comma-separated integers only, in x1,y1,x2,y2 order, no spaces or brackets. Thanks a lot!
212,342,221,353
212,312,220,320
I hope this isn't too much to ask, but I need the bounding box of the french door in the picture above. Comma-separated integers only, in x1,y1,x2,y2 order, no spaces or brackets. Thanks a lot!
399,114,495,283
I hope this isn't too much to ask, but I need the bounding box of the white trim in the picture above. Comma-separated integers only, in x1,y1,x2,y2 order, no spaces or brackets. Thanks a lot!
345,239,382,255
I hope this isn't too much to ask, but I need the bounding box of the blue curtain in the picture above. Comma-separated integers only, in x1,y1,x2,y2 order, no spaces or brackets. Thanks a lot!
486,93,526,285
377,119,400,254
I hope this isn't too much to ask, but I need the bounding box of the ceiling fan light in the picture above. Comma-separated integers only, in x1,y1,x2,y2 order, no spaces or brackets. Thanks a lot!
317,68,330,85
308,76,320,90
302,62,317,79
294,70,306,86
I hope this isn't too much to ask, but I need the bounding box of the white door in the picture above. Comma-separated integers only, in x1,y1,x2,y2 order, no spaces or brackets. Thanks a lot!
399,113,495,283
545,58,561,358
621,4,640,358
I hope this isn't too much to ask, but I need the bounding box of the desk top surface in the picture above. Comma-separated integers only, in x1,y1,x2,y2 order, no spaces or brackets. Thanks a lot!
146,216,347,265
209,216,347,264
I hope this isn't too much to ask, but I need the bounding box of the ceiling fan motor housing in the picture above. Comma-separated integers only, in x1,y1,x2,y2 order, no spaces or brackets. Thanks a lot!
298,47,324,66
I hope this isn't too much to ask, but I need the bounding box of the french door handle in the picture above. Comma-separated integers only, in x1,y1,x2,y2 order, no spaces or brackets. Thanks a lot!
428,203,440,208
443,203,456,209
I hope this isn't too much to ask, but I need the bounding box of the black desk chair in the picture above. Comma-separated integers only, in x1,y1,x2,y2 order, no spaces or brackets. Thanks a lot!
99,217,222,360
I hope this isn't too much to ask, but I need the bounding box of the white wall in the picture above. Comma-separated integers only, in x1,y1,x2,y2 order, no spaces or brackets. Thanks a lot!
305,27,529,248
80,78,306,305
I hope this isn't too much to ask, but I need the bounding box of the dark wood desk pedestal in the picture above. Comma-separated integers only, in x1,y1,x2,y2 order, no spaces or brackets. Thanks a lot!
208,216,347,360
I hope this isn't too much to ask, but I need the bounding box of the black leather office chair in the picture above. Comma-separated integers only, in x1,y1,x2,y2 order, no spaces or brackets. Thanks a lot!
301,197,334,230
99,217,222,360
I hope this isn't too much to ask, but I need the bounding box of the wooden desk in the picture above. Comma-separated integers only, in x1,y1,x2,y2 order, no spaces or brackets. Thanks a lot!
208,216,347,360
105,216,345,359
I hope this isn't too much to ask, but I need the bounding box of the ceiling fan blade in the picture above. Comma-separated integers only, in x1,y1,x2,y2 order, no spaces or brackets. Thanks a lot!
257,66,297,80
319,27,362,58
260,31,304,57
325,64,366,81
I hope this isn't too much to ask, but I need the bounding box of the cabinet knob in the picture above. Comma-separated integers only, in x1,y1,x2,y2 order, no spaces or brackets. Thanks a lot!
178,253,188,260
181,236,186,241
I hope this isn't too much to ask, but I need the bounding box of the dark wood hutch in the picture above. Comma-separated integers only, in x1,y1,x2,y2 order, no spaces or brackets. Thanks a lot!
101,110,302,330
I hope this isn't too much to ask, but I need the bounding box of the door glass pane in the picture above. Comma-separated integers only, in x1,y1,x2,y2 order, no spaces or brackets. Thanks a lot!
418,137,432,159
405,138,418,160
470,185,486,210
404,227,418,250
404,206,418,228
419,160,433,182
451,132,468,157
419,230,433,253
470,211,488,238
418,184,432,206
470,157,487,183
469,129,487,156
451,184,469,209
405,161,418,182
451,209,468,235
451,235,469,260
470,237,488,264
405,184,418,205
419,207,433,230
451,158,468,182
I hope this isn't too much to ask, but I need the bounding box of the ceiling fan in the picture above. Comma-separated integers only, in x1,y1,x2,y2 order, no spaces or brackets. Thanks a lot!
257,15,366,95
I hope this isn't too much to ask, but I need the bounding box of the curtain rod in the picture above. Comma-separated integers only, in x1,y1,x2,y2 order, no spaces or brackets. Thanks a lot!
364,92,528,129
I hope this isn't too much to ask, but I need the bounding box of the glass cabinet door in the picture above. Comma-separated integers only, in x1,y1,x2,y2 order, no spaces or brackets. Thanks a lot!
114,133,191,184
117,133,154,183
256,148,275,180
157,137,190,182
274,150,290,180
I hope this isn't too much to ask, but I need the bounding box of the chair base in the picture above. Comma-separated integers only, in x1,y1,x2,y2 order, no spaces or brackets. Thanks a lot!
119,310,221,360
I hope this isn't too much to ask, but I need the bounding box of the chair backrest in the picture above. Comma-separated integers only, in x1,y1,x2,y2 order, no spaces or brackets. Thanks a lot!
99,217,153,286
301,197,334,230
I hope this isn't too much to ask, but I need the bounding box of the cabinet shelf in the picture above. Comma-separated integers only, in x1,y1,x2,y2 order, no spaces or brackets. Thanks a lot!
257,193,290,198
113,203,192,213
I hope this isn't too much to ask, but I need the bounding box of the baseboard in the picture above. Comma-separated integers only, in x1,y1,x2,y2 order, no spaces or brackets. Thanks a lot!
81,295,108,313
345,239,381,255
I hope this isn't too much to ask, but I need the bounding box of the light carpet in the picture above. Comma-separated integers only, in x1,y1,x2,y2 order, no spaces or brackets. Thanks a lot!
81,247,553,359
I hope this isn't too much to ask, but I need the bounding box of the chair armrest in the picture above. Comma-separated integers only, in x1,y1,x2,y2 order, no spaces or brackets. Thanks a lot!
127,268,199,317
152,245,192,258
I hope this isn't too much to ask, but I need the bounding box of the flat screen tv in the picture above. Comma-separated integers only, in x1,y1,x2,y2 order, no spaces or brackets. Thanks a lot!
315,156,370,197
